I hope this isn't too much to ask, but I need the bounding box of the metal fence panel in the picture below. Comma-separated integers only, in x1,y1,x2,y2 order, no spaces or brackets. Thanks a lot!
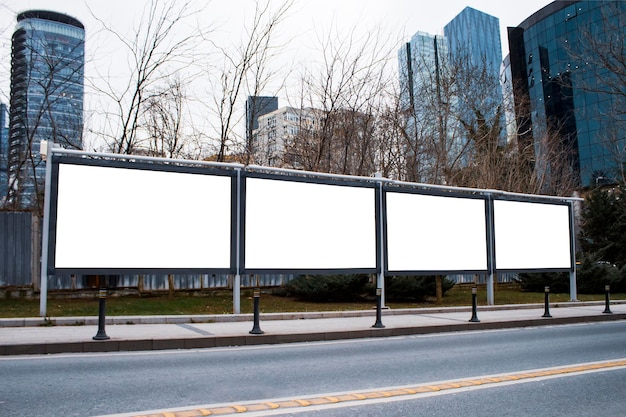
0,212,34,286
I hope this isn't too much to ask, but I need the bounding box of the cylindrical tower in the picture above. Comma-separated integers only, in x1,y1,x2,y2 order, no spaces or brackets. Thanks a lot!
8,10,85,210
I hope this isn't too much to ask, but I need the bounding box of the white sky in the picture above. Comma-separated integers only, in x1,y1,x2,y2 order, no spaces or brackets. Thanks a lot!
0,0,553,149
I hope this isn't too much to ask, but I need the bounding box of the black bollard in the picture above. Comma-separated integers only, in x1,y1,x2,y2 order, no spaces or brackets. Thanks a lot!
372,288,385,328
249,290,264,334
603,285,612,314
469,287,480,322
542,286,552,318
93,288,110,340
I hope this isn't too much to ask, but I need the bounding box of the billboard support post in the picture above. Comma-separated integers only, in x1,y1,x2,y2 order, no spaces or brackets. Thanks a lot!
234,168,242,314
569,200,578,302
485,194,496,306
375,177,385,308
39,141,56,317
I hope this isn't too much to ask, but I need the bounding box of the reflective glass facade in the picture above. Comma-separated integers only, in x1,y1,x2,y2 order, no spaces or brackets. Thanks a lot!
0,103,8,202
8,10,84,209
508,1,626,186
398,7,502,182
444,7,502,81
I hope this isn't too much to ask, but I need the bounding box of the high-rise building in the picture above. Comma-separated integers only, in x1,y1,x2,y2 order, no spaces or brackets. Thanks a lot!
398,7,502,183
398,32,453,182
8,10,84,210
246,96,278,159
507,1,626,187
0,103,9,203
444,7,502,81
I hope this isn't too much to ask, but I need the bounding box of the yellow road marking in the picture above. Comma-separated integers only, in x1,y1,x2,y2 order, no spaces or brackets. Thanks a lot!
131,359,626,417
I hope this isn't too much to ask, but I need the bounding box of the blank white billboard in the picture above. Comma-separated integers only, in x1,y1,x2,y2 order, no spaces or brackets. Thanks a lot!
494,200,571,270
385,192,488,272
244,177,376,270
54,163,232,270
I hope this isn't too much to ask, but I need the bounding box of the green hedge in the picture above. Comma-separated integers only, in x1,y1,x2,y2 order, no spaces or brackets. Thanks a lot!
516,272,570,293
385,276,455,302
517,255,626,294
280,274,455,302
281,274,374,302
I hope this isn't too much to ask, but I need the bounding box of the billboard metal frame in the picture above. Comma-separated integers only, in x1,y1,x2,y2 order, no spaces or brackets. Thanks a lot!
382,185,490,276
491,196,575,274
47,154,239,276
39,148,582,316
240,170,380,275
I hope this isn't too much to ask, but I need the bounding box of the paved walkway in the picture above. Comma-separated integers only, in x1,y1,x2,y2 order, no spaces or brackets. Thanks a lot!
1,301,625,356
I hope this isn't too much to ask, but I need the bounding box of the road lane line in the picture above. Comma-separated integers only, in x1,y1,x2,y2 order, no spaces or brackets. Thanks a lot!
97,358,626,417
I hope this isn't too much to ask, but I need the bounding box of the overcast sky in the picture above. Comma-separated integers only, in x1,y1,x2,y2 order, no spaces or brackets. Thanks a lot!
0,0,553,147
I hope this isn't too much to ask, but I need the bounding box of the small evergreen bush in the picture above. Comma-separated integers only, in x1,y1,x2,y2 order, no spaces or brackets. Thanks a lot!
576,254,626,294
384,276,454,302
516,272,570,293
282,274,374,302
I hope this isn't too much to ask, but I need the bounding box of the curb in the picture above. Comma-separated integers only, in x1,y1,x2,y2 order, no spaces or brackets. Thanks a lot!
2,312,625,356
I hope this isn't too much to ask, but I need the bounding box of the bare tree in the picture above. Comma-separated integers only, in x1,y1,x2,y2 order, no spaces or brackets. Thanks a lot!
284,24,395,177
142,76,187,158
206,0,292,163
89,0,205,155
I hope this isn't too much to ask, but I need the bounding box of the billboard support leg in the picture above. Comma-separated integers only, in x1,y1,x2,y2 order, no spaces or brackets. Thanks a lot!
569,269,577,302
233,274,241,314
486,272,494,306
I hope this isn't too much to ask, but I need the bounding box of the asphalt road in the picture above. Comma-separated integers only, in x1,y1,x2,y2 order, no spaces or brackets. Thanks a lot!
1,321,625,417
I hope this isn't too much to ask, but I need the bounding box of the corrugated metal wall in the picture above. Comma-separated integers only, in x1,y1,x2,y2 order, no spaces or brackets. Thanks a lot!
0,212,38,287
46,273,295,290
1,211,517,291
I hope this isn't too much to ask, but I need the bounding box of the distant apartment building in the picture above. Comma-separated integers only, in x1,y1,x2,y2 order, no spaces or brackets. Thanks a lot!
252,106,321,168
8,10,84,210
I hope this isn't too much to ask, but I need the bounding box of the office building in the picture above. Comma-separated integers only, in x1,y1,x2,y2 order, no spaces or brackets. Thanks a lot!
444,7,502,81
8,10,84,209
398,7,502,183
253,106,321,168
507,1,626,186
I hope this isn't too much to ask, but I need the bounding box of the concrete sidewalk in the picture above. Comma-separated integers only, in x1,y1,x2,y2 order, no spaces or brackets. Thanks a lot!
1,301,625,356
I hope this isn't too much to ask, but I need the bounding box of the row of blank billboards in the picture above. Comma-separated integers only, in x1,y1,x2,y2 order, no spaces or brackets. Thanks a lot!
48,157,574,276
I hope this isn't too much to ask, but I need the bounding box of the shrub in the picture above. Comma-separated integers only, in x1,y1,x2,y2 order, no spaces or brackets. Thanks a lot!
281,274,374,302
384,276,454,302
576,253,626,294
516,272,570,293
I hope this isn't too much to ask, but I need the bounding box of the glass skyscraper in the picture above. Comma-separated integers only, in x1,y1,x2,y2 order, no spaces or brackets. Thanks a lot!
444,7,502,81
8,10,84,210
507,1,626,186
398,7,502,183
